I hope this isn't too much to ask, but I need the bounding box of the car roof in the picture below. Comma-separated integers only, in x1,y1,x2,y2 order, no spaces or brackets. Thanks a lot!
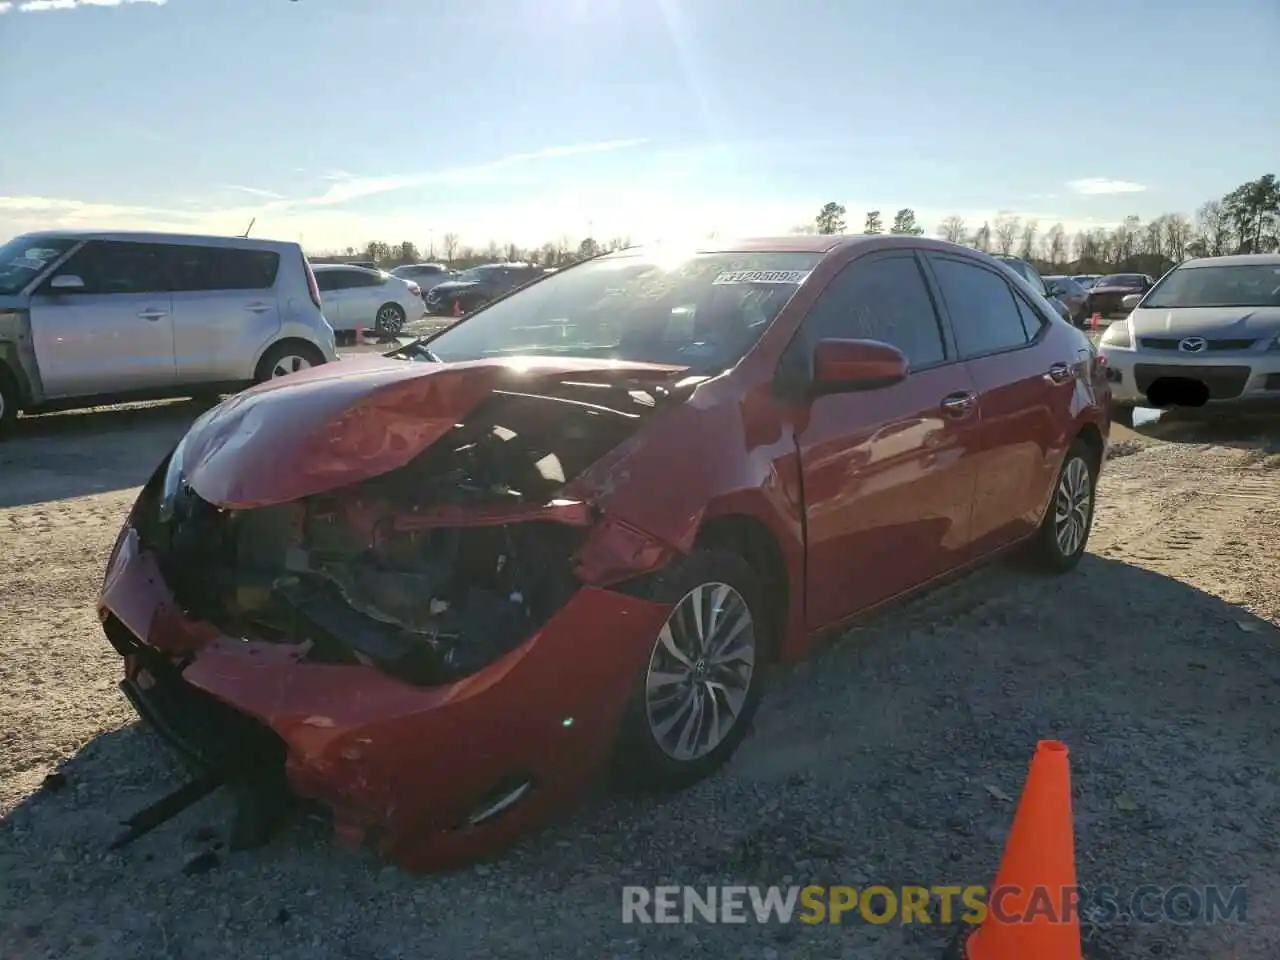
1178,253,1280,269
603,234,988,258
14,228,299,252
311,263,381,274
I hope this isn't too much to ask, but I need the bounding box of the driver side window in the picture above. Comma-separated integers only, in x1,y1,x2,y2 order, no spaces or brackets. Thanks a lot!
47,240,170,296
800,253,948,368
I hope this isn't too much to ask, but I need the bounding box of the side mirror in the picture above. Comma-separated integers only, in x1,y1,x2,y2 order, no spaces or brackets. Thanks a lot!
49,274,85,291
1121,293,1142,310
812,338,908,395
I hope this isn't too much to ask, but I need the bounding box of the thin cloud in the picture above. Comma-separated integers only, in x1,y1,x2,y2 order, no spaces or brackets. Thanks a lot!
221,184,287,200
1067,177,1146,196
10,0,165,11
308,138,649,206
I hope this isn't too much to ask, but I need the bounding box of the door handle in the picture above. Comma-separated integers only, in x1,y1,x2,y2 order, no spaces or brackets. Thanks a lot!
1045,362,1074,384
940,391,977,419
245,302,272,313
136,310,167,321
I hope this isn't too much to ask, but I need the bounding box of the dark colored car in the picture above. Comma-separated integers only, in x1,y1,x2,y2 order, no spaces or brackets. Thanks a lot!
1086,273,1155,318
98,235,1109,872
390,262,455,293
424,262,547,316
1044,275,1090,326
992,255,1072,324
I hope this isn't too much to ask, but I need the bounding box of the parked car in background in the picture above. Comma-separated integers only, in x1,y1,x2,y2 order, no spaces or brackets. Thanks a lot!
992,255,1072,323
1044,275,1090,326
390,262,455,292
312,264,425,338
1072,274,1103,289
0,230,337,436
424,262,548,316
1097,253,1280,426
97,234,1109,870
1085,273,1155,318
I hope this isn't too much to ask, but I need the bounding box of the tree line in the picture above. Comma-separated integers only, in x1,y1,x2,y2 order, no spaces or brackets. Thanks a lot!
308,173,1277,279
810,174,1278,277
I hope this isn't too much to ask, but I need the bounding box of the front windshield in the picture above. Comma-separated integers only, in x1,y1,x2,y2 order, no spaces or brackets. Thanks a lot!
0,236,77,296
1099,274,1145,286
1143,263,1280,309
420,250,823,373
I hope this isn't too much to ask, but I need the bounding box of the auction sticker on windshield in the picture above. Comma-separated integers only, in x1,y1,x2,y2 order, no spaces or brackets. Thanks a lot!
713,270,811,285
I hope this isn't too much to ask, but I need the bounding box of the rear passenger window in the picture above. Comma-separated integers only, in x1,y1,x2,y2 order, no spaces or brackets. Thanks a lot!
802,253,947,368
1013,294,1045,341
169,246,280,292
929,257,1030,358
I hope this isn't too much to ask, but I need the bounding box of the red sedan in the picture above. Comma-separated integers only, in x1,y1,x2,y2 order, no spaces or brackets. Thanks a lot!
98,235,1110,871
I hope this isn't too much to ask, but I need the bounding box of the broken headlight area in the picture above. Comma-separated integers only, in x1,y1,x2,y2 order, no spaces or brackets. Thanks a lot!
135,383,666,684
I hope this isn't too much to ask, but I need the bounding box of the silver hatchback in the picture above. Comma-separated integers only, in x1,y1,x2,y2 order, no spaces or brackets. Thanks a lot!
0,230,338,437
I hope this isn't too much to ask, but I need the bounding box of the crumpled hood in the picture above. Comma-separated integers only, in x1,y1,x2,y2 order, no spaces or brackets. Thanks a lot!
1130,306,1280,338
181,354,689,509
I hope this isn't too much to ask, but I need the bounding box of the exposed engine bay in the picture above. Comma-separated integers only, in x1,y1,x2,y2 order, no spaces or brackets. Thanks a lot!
133,379,676,685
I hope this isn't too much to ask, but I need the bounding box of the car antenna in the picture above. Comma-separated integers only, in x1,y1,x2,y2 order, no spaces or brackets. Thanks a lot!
242,217,255,238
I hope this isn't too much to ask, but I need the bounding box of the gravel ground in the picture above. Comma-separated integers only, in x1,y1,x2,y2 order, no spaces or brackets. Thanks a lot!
2,400,1279,960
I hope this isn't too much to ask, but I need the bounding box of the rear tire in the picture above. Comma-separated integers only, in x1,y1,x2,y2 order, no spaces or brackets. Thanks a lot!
254,341,326,384
0,363,19,440
374,302,406,336
611,548,769,793
1027,439,1098,574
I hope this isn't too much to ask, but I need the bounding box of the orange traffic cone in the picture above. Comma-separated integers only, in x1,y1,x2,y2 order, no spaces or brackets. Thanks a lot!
354,322,365,345
1090,313,1101,331
452,299,463,318
966,741,1082,960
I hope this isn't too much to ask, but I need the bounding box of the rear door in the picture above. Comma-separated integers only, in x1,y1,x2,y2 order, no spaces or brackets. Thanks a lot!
28,240,176,398
168,244,282,383
792,250,982,630
923,253,1067,554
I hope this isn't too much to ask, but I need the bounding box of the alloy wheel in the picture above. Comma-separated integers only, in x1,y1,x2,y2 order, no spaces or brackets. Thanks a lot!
644,582,756,762
271,355,312,379
1054,456,1092,557
376,305,405,335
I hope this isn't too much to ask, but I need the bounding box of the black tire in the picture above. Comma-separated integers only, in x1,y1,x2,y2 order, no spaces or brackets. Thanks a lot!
611,548,770,793
1027,438,1099,574
1111,404,1134,429
0,362,19,440
253,340,326,384
374,302,406,336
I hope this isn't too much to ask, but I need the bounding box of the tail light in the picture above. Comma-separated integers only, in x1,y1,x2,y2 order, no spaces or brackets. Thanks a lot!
407,281,421,297
302,254,322,309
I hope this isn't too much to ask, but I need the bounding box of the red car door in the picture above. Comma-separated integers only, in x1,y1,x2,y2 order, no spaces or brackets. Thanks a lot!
923,253,1068,554
789,250,982,632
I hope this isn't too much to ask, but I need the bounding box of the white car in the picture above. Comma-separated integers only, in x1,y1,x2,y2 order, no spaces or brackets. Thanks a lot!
311,264,425,337
1098,253,1280,426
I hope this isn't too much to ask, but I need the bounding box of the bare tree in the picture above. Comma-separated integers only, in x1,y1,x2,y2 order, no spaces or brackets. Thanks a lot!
1189,200,1232,258
937,215,967,243
971,222,992,252
441,232,461,264
863,210,883,234
1018,219,1039,260
1042,223,1067,266
1162,214,1193,262
992,214,1020,255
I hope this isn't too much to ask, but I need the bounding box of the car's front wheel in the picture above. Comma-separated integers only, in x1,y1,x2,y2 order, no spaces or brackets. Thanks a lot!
612,548,768,792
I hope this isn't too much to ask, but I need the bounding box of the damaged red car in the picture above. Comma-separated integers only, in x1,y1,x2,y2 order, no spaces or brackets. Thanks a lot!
98,235,1110,871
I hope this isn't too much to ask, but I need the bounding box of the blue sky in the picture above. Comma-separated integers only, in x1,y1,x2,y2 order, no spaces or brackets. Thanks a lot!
1,0,1277,252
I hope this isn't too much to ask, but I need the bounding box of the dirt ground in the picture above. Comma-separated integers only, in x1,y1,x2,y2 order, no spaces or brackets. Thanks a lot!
2,391,1279,959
